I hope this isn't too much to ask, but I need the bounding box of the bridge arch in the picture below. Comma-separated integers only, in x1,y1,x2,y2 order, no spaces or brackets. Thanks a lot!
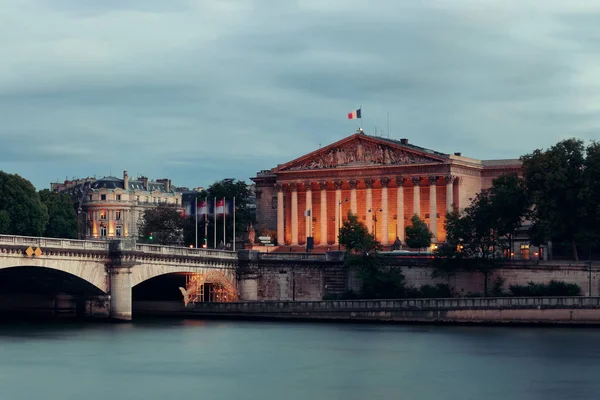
0,260,108,293
0,265,107,295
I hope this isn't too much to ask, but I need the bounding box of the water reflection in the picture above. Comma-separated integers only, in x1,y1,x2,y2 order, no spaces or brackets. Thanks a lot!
0,320,599,400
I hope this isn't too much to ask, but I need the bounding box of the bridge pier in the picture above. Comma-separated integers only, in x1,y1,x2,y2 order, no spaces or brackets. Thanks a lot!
109,266,133,321
107,239,138,321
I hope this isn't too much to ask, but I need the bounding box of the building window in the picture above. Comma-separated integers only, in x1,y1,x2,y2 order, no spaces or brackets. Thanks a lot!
272,196,277,209
100,210,107,220
116,194,121,201
116,226,122,238
89,195,92,201
116,211,122,220
100,226,107,238
520,244,530,260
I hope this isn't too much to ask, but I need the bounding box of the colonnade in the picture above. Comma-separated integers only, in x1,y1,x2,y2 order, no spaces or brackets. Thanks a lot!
275,175,459,247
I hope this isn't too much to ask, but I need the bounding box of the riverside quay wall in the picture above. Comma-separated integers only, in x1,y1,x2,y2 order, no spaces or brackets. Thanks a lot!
240,251,600,301
134,297,600,325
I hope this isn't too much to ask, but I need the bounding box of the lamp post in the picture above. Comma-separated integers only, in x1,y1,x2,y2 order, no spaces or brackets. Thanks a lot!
77,207,82,240
368,208,382,240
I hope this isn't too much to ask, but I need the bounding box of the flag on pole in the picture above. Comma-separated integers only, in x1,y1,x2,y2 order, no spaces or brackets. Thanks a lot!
215,198,225,214
198,199,208,215
347,109,361,119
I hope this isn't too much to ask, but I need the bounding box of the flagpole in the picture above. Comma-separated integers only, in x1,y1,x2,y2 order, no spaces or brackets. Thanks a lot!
195,197,198,248
213,197,217,249
204,197,208,248
223,197,226,249
233,197,236,252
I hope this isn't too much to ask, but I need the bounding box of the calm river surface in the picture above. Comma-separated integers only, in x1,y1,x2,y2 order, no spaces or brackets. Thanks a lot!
0,319,599,400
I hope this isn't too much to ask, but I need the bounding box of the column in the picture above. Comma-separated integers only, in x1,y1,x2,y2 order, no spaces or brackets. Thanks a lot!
349,179,358,215
411,176,421,218
319,181,328,245
396,177,405,242
291,183,298,246
334,180,343,245
445,175,454,213
276,184,284,246
365,178,374,233
109,266,132,321
304,181,312,241
380,177,390,245
429,176,438,243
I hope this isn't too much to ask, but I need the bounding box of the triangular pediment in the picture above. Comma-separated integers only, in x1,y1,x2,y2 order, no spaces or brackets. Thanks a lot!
274,134,448,172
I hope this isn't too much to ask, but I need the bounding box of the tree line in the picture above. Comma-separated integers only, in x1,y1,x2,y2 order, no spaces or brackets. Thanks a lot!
0,171,254,245
0,171,78,238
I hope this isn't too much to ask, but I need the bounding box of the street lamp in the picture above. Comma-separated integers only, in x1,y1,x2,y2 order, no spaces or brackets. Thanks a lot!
338,198,349,250
77,207,82,240
368,208,382,240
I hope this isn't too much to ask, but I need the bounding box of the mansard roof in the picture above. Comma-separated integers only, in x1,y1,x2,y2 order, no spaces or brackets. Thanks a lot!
272,133,450,173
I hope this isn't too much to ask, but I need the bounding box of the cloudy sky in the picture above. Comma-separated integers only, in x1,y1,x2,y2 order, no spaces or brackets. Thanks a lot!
1,0,599,189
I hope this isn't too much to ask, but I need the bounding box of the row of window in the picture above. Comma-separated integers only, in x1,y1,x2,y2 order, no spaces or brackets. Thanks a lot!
90,194,179,204
90,225,123,238
96,210,122,220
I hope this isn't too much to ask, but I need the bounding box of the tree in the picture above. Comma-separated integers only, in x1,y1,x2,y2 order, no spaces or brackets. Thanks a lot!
339,213,406,299
38,189,77,239
140,204,184,245
405,215,432,250
193,179,254,248
0,171,48,236
583,141,600,258
339,212,380,256
521,139,589,260
488,173,529,257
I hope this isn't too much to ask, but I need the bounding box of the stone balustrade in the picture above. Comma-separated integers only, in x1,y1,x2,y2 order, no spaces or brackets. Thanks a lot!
0,234,236,259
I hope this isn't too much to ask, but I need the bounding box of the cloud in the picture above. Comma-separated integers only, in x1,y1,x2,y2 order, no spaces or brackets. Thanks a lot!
1,0,600,189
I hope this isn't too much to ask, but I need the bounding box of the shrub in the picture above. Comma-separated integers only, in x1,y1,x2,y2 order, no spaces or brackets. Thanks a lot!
508,280,582,297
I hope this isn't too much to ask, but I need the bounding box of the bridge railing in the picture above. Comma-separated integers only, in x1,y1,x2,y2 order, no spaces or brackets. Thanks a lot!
134,244,237,259
0,234,109,250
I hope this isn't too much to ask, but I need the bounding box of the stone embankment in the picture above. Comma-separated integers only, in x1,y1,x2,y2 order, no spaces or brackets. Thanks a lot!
134,297,600,325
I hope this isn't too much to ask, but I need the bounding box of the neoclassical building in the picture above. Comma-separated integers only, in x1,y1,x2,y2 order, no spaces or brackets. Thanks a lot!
252,131,521,248
51,171,182,240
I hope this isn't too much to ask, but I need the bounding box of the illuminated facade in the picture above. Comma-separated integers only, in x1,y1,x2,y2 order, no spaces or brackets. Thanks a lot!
52,171,182,240
252,131,523,250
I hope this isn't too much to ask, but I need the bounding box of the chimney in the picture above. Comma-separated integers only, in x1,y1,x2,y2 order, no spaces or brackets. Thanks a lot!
157,179,171,192
123,170,129,189
454,152,462,156
140,176,149,190
400,138,408,145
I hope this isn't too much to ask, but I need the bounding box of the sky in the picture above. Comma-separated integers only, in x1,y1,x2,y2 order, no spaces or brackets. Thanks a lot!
1,0,599,190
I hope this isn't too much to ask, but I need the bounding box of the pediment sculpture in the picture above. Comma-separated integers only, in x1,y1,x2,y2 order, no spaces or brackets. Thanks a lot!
282,139,438,171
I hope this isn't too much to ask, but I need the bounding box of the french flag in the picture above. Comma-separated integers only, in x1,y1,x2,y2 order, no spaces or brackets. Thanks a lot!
198,199,208,215
347,109,361,119
215,198,225,214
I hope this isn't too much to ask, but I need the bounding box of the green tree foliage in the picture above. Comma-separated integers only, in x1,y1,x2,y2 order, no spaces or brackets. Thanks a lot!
339,213,406,299
435,184,517,295
521,139,588,260
140,204,184,245
192,178,254,247
508,280,581,297
339,212,380,256
488,173,529,256
583,141,600,256
38,189,78,239
0,171,48,236
405,214,432,250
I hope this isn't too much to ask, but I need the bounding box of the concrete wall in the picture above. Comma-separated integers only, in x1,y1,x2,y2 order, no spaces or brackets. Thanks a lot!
133,297,600,325
401,263,599,296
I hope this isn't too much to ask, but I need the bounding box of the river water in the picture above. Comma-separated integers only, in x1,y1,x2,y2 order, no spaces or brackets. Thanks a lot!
0,319,599,400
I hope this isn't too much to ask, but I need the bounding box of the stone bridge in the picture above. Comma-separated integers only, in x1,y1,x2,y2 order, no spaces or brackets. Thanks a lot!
0,234,238,320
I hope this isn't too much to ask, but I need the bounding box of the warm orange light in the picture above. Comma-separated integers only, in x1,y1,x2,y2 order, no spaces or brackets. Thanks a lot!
189,244,194,248
534,252,539,257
